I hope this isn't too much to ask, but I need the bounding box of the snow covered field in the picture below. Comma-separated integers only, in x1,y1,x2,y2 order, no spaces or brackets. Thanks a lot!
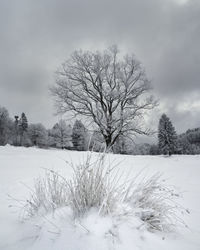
0,145,200,250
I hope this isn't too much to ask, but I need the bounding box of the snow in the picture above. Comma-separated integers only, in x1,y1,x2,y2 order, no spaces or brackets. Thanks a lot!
0,145,200,250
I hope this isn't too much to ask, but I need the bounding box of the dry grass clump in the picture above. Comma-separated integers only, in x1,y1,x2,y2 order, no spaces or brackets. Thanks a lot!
121,173,183,231
25,170,68,217
23,152,186,232
67,154,119,218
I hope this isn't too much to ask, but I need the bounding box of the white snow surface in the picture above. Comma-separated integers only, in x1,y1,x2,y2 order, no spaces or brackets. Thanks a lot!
0,145,200,250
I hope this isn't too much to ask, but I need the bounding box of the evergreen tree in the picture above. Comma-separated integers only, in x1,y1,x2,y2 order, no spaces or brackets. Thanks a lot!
20,113,28,132
19,113,28,146
72,120,88,151
158,114,177,155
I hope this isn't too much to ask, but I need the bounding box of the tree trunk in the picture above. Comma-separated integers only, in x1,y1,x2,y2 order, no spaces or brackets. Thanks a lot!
105,135,113,151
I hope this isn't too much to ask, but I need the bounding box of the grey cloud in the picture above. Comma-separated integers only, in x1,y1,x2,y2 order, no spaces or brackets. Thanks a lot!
152,1,200,96
0,0,199,133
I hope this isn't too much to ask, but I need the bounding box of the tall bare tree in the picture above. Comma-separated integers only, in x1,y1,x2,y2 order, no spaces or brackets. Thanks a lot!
51,46,156,149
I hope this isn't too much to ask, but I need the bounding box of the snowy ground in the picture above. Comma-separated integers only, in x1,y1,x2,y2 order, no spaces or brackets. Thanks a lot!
0,145,200,250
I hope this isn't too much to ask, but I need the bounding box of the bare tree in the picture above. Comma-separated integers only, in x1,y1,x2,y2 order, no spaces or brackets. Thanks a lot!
50,119,72,149
51,46,156,149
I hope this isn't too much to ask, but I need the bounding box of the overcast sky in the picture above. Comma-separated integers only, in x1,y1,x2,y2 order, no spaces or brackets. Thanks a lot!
0,0,199,138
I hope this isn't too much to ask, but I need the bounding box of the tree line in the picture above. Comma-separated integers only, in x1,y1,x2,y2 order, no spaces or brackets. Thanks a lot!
114,114,200,155
0,106,89,151
0,105,200,155
144,114,200,155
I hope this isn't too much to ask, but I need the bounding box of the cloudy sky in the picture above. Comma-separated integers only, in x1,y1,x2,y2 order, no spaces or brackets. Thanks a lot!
0,0,199,137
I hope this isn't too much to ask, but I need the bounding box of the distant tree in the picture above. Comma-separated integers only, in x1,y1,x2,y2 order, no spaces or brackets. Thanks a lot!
113,136,130,154
137,143,151,155
158,114,177,155
28,123,48,148
177,136,192,154
149,144,159,155
19,113,28,146
50,120,72,149
72,120,88,151
51,45,156,149
185,128,200,145
89,130,105,152
178,128,200,154
20,113,28,131
0,106,11,145
126,143,151,155
13,116,20,146
47,130,56,147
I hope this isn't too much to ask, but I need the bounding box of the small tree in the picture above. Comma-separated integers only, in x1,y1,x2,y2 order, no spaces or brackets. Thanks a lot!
158,114,177,155
28,123,48,148
50,120,72,149
51,45,156,149
72,120,88,151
